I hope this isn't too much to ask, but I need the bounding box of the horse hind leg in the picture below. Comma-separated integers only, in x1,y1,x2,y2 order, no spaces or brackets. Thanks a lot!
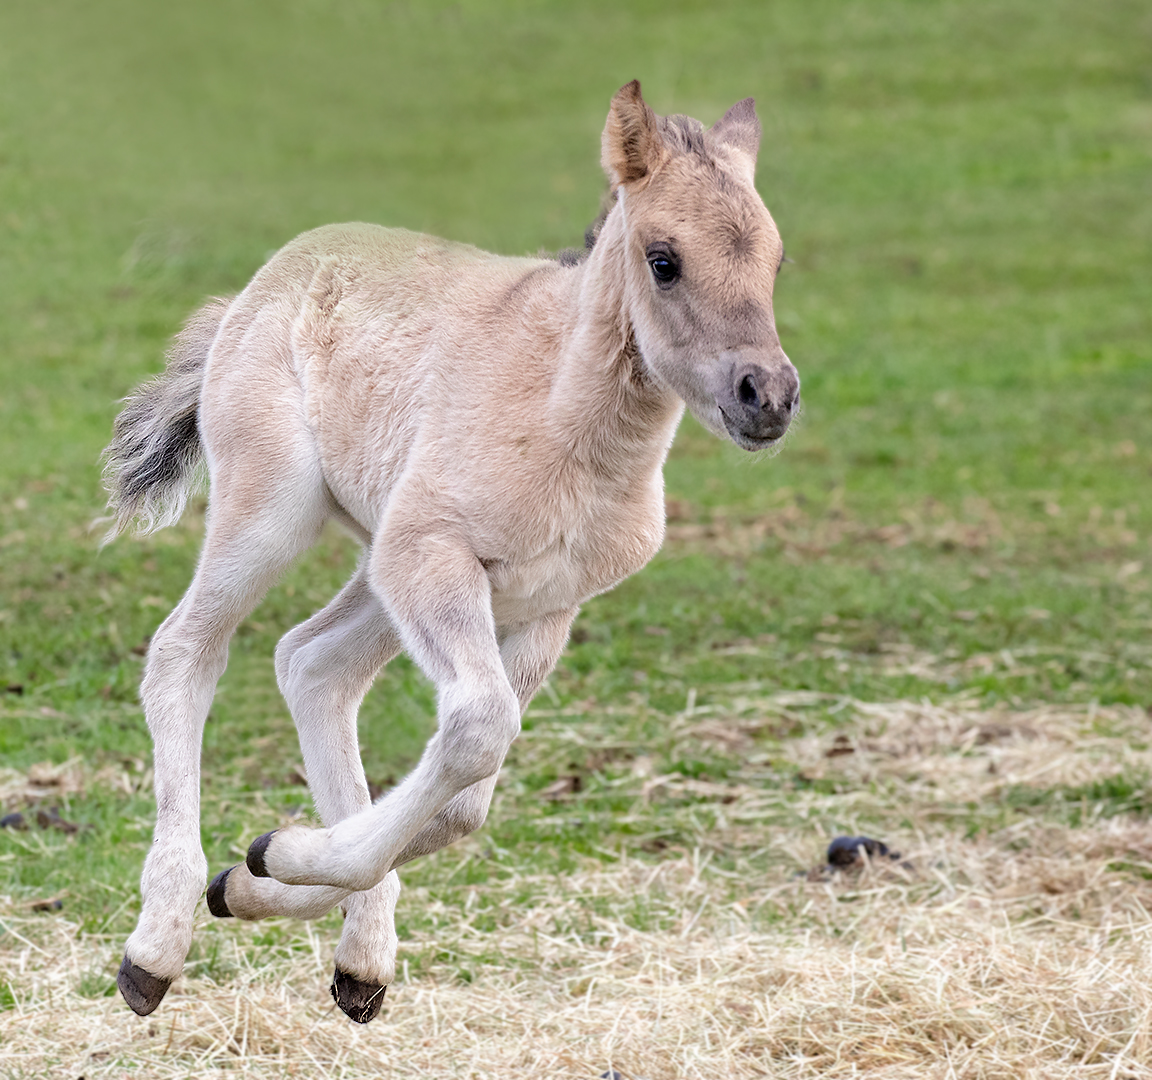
118,453,329,1016
207,563,404,1023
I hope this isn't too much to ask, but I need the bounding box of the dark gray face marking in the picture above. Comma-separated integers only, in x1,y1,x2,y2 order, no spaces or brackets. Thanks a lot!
715,192,768,264
723,220,758,261
721,297,771,341
717,357,801,448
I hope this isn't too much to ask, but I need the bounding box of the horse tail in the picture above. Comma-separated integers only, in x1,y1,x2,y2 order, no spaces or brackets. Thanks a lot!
100,296,233,543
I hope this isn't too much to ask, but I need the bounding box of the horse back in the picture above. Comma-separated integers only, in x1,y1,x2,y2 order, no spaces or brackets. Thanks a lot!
240,224,566,531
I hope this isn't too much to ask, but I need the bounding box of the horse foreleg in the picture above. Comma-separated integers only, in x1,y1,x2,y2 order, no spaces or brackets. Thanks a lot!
243,507,528,891
386,607,578,868
243,593,578,886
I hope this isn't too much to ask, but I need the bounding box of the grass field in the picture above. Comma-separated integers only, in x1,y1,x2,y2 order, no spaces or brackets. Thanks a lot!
1,0,1150,1076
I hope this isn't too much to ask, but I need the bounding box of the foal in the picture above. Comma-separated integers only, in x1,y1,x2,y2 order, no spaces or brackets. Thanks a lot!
103,81,799,1022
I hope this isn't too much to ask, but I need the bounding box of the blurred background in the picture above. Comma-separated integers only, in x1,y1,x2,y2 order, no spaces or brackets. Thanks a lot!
0,0,1149,799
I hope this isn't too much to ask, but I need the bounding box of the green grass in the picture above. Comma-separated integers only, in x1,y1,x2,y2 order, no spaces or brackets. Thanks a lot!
0,0,1149,982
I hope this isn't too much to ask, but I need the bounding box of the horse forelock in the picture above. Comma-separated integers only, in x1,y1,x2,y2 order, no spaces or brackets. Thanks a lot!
658,114,708,159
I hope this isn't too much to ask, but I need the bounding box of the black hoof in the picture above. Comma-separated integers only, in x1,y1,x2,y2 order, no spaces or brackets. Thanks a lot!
246,831,276,878
206,866,234,918
117,955,172,1016
331,967,386,1024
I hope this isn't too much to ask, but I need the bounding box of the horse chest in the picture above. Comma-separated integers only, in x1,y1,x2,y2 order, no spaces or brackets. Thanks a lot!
486,503,664,627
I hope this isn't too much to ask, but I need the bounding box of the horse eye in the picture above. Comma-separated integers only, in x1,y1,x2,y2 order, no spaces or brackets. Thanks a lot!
648,256,679,285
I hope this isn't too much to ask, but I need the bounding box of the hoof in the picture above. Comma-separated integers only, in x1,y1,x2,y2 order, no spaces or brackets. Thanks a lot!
206,866,234,918
331,967,386,1024
117,955,172,1016
246,831,276,878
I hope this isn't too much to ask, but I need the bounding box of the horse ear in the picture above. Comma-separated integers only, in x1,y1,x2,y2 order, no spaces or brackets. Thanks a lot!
710,97,761,173
601,80,665,189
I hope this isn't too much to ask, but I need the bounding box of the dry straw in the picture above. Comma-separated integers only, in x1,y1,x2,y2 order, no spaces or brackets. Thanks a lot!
4,695,1152,1078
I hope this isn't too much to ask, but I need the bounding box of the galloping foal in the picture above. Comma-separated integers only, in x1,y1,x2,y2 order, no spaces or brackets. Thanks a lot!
103,81,799,1023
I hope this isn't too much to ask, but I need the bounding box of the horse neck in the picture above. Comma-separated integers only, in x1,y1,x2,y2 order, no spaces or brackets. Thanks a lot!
549,202,683,480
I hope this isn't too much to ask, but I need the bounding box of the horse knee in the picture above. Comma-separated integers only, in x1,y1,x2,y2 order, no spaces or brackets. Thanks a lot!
436,684,520,789
274,627,305,694
277,623,378,717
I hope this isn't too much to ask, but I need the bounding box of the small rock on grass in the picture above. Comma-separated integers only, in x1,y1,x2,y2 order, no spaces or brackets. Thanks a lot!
803,836,907,880
827,835,901,867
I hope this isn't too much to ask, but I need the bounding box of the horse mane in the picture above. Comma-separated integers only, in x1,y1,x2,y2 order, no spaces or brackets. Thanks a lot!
554,190,616,267
658,113,708,158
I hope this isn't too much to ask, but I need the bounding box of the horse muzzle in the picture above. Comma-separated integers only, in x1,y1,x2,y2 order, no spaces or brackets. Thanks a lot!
717,357,800,449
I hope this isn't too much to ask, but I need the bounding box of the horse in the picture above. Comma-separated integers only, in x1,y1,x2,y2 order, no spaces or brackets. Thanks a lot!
101,80,799,1023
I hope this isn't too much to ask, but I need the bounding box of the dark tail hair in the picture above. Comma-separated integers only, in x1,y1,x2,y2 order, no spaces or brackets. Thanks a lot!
100,297,232,543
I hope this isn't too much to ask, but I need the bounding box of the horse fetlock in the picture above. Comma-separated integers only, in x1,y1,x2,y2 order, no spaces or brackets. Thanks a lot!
332,939,396,996
124,913,194,985
249,825,379,890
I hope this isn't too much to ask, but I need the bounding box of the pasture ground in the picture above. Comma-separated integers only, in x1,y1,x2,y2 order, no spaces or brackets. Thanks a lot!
1,1,1150,1076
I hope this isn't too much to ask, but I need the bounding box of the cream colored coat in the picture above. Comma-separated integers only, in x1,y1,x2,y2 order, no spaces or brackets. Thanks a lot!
103,81,799,1023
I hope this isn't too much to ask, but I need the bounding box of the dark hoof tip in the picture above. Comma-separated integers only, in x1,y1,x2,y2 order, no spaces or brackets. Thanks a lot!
246,831,276,878
206,866,235,918
117,955,172,1016
331,967,386,1024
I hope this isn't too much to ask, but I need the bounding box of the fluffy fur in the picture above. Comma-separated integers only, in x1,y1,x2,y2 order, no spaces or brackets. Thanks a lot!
103,81,799,1021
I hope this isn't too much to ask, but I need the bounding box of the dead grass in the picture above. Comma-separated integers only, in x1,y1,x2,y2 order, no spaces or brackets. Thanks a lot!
4,695,1152,1078
662,495,1146,564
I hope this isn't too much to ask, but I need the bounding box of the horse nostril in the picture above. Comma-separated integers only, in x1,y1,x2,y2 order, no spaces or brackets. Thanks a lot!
737,375,759,408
